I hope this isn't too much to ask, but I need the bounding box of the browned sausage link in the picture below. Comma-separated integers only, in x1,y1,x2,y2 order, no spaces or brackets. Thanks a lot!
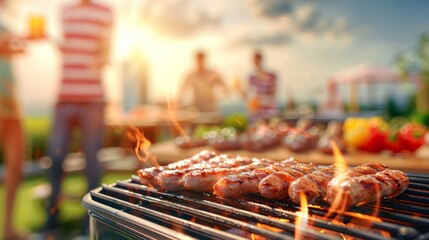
137,150,216,185
288,164,337,204
213,158,298,197
325,169,409,208
156,155,257,191
327,163,388,196
341,163,388,178
258,163,318,199
180,160,271,192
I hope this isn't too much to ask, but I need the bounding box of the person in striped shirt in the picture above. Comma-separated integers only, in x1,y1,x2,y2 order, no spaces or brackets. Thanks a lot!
45,0,113,230
247,51,279,122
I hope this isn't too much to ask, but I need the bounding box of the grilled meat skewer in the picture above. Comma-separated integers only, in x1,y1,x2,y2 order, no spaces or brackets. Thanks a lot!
325,163,388,203
258,163,319,199
288,164,337,204
180,160,273,192
333,163,388,180
138,150,216,185
213,158,298,197
157,155,264,191
288,163,388,204
325,169,409,208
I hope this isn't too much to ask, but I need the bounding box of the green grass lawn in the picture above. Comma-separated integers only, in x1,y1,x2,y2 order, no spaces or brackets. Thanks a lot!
0,172,131,237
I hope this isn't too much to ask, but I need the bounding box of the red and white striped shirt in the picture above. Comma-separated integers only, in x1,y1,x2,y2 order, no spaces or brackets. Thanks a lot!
59,2,113,102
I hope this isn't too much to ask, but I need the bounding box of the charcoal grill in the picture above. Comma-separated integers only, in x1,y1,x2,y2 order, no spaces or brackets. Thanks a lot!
83,172,429,240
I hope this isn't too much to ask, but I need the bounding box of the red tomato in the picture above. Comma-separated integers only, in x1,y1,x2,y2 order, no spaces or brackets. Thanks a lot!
398,123,427,152
359,125,388,153
384,131,403,153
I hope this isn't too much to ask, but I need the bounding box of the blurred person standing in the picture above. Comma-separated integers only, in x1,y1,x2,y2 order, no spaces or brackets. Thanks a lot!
246,51,278,122
180,50,228,112
0,0,27,239
45,0,113,230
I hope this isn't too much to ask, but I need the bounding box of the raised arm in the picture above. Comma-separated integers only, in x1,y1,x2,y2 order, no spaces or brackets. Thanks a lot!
0,34,25,58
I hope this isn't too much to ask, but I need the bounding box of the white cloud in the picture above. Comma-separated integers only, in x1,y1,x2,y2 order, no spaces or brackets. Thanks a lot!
237,1,353,46
250,0,294,18
139,0,219,38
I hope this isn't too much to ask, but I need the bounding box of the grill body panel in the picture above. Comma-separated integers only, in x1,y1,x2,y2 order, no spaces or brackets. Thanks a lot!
83,192,197,240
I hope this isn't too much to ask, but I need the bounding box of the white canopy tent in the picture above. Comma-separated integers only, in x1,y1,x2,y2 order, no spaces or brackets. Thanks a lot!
329,64,401,84
326,64,402,112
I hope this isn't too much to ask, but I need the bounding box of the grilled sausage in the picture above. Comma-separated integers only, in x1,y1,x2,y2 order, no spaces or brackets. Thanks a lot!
325,169,409,208
288,164,338,204
258,163,318,199
324,163,388,207
156,155,258,191
180,160,272,192
213,158,298,197
137,150,216,185
288,163,388,204
337,163,388,179
326,163,388,194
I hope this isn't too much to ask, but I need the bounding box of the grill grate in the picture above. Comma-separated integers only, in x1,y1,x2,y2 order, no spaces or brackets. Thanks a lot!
83,173,429,240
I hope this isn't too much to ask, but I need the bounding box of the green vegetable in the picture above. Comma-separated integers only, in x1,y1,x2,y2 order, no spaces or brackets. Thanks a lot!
223,113,249,132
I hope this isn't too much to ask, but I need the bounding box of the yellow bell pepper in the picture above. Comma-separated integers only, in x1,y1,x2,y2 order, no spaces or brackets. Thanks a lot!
343,117,389,149
343,117,370,149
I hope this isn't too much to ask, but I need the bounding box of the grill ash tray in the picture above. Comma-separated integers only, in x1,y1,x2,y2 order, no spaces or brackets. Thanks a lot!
83,173,429,240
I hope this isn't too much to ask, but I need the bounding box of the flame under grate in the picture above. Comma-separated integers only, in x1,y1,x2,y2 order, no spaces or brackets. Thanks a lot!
84,172,429,240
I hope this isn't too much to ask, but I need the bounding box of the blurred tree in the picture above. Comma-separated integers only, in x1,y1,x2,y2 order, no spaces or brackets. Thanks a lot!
386,96,399,119
395,32,429,126
405,93,417,118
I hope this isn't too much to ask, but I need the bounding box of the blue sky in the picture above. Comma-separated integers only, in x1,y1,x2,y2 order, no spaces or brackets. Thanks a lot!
325,1,429,46
7,0,429,115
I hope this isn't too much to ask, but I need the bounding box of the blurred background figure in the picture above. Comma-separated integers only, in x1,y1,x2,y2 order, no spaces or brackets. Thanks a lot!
180,50,228,112
45,0,113,231
247,50,278,122
0,0,27,239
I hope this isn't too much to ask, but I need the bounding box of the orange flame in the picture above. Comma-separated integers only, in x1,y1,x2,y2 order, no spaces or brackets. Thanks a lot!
295,192,309,240
256,217,290,233
250,233,257,240
251,217,290,240
325,141,349,217
130,127,159,167
344,212,382,222
319,219,348,239
344,212,383,231
331,140,348,178
372,182,381,218
326,141,382,225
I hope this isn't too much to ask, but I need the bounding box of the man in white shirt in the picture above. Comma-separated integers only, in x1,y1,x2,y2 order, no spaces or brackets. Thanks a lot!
180,51,228,112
